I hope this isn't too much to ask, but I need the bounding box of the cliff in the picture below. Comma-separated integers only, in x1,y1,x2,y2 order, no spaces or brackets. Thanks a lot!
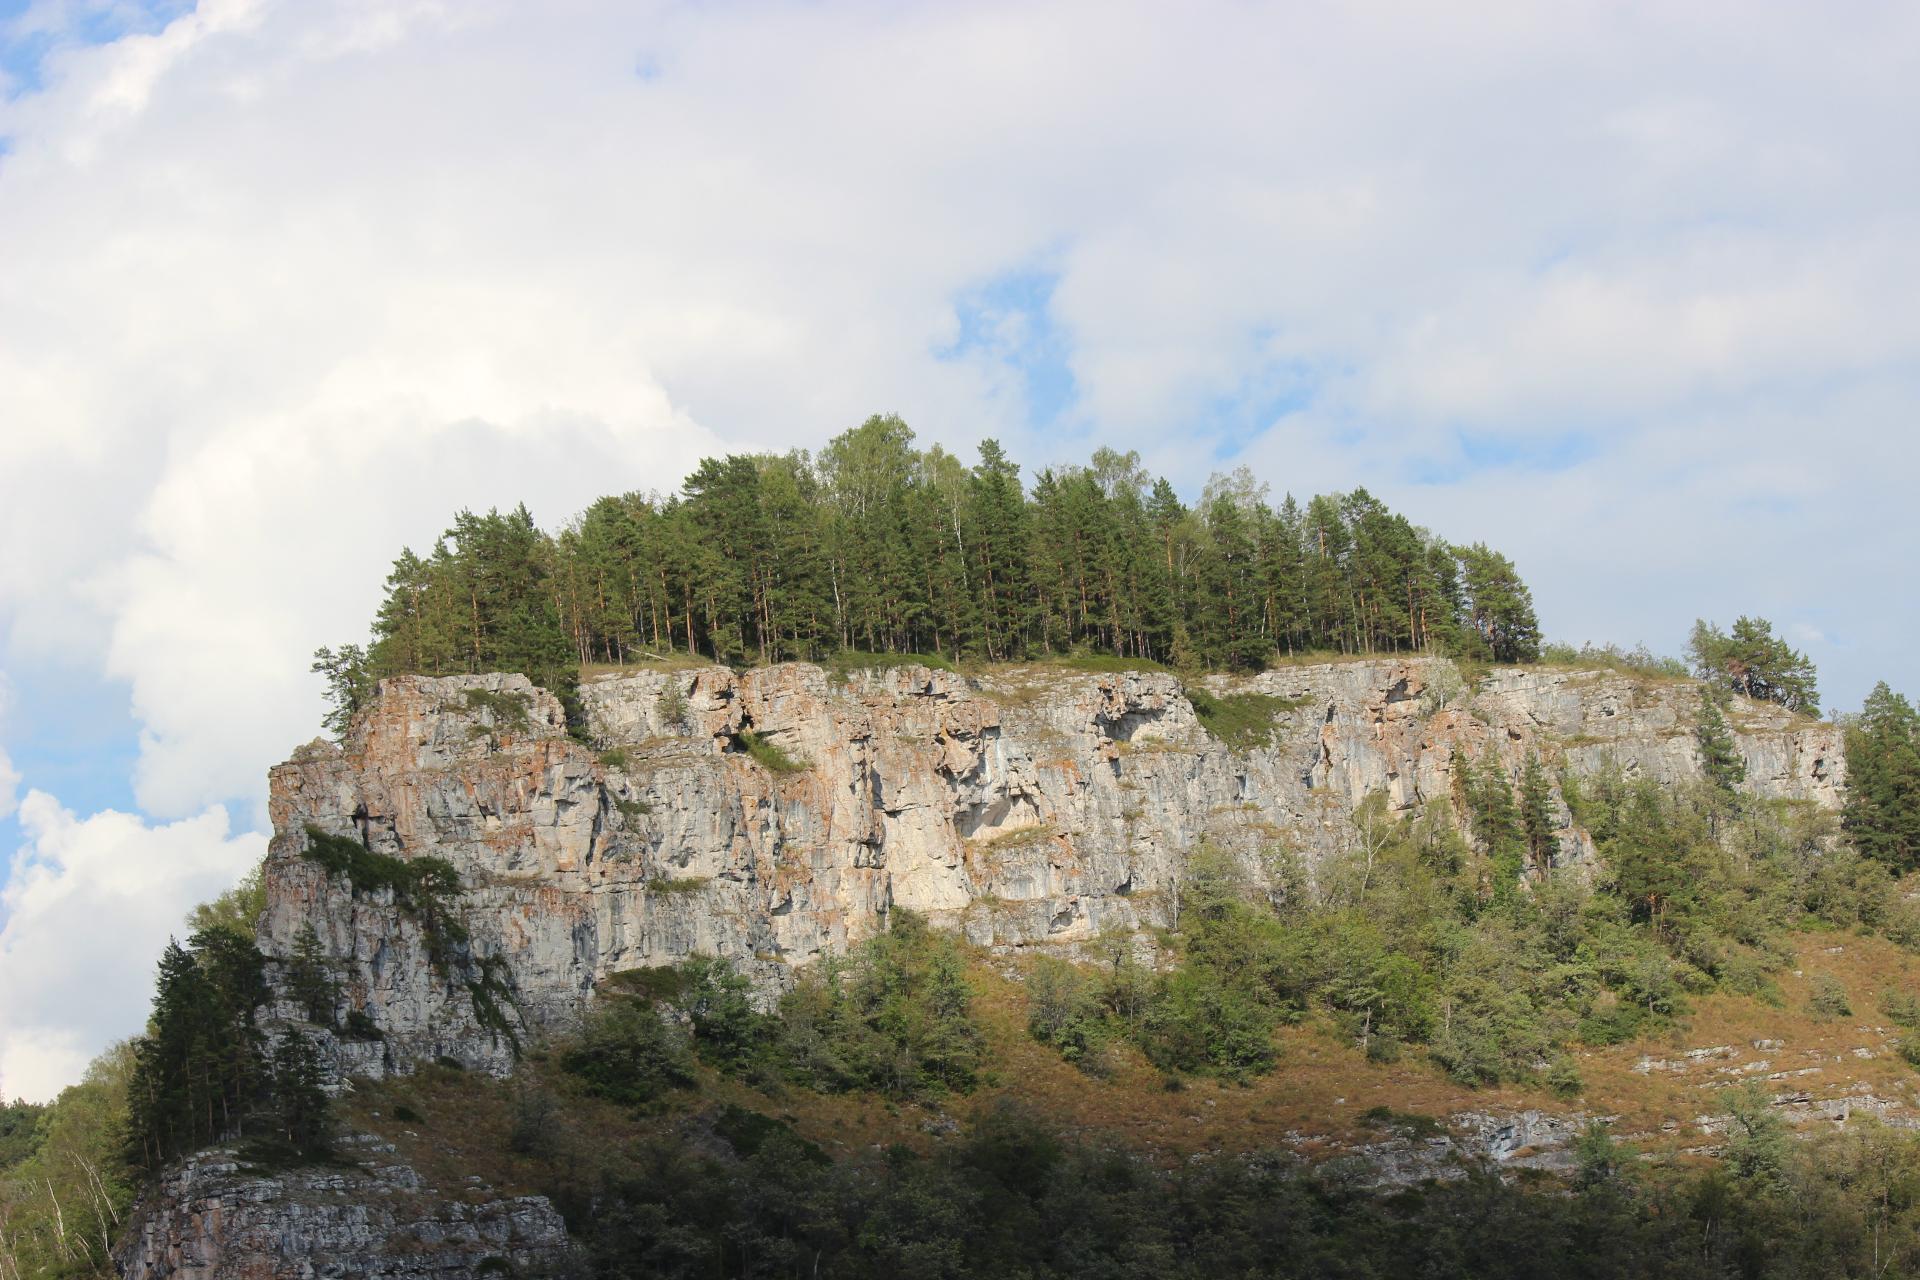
115,1135,568,1279
255,657,1842,1079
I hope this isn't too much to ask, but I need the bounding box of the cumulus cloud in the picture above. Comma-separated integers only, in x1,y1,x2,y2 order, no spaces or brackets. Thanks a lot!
4,0,1920,1094
0,791,264,1101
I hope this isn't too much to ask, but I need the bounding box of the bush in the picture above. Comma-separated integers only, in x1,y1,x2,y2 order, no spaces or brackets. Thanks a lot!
560,997,697,1110
1185,688,1298,751
737,729,808,773
1809,974,1853,1020
776,911,983,1098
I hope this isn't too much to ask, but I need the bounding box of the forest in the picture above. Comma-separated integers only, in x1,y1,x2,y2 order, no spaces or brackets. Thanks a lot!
314,415,1542,730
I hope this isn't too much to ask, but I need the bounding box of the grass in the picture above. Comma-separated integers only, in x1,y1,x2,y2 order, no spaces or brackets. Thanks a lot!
1186,688,1301,751
966,824,1058,854
645,876,709,894
336,924,1920,1209
579,652,713,679
598,747,631,770
824,649,956,680
738,729,808,773
1036,653,1172,675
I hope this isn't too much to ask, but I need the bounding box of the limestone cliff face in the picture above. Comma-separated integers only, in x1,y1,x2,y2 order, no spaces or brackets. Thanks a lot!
256,659,1844,1077
115,1136,568,1279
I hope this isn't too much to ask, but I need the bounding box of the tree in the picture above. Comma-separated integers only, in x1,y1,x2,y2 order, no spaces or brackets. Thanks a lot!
311,644,372,741
1456,544,1541,664
267,1032,331,1159
1519,754,1559,872
1469,751,1528,900
328,427,1549,716
1688,616,1819,714
1696,686,1747,795
284,925,340,1027
1844,682,1920,870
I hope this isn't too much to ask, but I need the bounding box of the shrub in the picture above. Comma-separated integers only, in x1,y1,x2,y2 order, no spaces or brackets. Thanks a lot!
776,911,983,1098
1185,688,1298,751
1809,974,1853,1019
738,729,808,773
560,998,697,1110
462,688,534,732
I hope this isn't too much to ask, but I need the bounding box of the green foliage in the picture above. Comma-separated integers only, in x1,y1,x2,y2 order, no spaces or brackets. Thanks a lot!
1464,750,1528,901
1538,641,1688,678
597,747,630,770
1808,974,1852,1019
261,1031,332,1162
184,860,267,940
462,687,533,733
333,427,1540,707
0,1099,43,1172
0,1045,135,1277
674,955,775,1074
657,679,689,728
1186,688,1296,751
1844,681,1920,871
1519,753,1559,869
644,875,706,894
559,998,697,1111
284,924,340,1026
1024,956,1112,1073
1453,543,1542,663
550,1098,1920,1280
1696,686,1747,795
1689,616,1820,714
1018,773,1911,1093
123,927,332,1176
300,825,468,970
1721,1081,1790,1187
778,911,983,1098
737,729,807,773
311,643,374,740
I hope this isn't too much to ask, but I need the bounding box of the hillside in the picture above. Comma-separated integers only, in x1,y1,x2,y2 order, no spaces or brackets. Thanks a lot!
97,651,1920,1278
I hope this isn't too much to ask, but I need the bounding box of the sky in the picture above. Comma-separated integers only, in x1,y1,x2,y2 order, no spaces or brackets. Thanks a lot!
2,0,1918,1102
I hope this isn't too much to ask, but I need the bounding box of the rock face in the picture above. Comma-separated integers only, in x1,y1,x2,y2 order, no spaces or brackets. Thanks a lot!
115,1136,569,1279
256,658,1844,1077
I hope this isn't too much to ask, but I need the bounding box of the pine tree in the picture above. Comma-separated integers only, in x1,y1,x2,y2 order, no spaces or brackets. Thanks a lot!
1696,687,1747,795
1688,616,1819,714
332,426,1548,710
1519,754,1559,872
1471,751,1528,901
285,925,340,1027
1844,682,1920,869
268,1032,332,1159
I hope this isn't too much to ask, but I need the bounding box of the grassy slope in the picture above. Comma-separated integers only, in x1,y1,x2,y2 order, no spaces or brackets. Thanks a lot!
340,930,1920,1198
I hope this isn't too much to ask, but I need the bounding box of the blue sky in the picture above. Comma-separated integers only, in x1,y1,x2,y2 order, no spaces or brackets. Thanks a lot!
5,0,1920,1100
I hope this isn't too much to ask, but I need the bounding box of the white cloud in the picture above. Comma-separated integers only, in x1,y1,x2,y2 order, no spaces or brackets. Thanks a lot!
0,790,265,1102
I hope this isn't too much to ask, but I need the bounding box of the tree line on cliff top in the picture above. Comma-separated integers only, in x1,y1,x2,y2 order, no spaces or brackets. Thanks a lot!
313,414,1542,728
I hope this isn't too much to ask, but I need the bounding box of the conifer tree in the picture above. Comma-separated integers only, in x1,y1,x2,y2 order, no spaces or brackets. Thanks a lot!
1696,687,1747,795
285,925,340,1027
1688,617,1819,714
1471,751,1528,900
1519,754,1559,871
1844,682,1920,869
330,424,1545,697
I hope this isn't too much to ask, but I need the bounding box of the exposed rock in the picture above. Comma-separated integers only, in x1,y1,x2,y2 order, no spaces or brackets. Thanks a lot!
255,658,1845,1077
116,1137,569,1279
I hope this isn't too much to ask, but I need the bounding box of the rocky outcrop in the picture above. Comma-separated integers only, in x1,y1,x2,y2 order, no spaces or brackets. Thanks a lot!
255,658,1844,1078
115,1136,568,1279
